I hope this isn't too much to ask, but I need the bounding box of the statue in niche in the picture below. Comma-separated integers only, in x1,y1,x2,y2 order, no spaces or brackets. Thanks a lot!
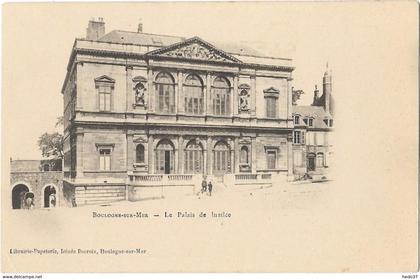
134,82,146,106
239,89,250,111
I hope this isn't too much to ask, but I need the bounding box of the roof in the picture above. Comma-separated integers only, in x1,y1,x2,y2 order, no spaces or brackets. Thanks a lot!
98,30,186,47
97,30,288,59
293,105,332,129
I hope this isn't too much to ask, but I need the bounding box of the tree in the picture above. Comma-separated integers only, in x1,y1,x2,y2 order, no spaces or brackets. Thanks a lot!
37,116,64,159
37,132,64,159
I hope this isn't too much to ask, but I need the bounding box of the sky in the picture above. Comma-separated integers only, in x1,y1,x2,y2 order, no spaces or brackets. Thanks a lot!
2,2,416,159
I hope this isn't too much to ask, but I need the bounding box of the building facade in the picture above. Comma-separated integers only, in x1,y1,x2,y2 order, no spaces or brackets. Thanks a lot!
292,68,334,180
61,19,296,205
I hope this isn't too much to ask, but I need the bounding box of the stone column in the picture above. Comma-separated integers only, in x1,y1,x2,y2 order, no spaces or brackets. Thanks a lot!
148,134,154,174
147,68,154,113
233,75,238,116
177,71,184,114
250,75,256,117
230,139,235,174
287,135,293,179
178,136,184,174
207,137,213,175
126,66,133,112
234,137,240,173
75,130,84,178
287,78,293,128
126,133,134,172
251,137,257,173
206,73,212,115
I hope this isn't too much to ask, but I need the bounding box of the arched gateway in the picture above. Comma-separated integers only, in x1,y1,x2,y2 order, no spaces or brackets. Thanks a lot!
12,184,30,209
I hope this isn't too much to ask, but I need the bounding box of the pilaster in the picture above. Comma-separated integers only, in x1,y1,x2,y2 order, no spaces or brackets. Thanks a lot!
206,73,212,115
177,71,184,114
250,75,256,116
178,136,184,174
148,134,154,174
251,136,257,173
147,68,154,113
233,75,239,116
234,137,240,173
126,66,133,112
75,130,84,178
126,133,134,172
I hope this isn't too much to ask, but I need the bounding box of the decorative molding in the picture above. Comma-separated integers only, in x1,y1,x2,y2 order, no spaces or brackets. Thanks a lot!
94,75,115,83
95,143,115,150
263,87,280,98
145,37,242,64
133,136,148,144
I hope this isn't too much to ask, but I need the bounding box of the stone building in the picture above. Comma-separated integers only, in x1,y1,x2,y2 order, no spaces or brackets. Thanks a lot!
292,67,334,179
9,159,63,209
61,19,296,205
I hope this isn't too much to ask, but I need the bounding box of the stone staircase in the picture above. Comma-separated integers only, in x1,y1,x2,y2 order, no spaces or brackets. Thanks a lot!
74,185,126,206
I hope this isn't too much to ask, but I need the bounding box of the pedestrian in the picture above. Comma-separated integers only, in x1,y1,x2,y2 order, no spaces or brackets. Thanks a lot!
208,181,213,196
201,177,207,194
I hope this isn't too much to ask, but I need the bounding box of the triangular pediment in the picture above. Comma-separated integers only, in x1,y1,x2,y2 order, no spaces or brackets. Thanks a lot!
94,75,115,83
146,37,242,63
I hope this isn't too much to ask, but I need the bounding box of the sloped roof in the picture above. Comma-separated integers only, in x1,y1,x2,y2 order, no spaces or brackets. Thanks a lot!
98,30,186,47
293,105,332,129
97,30,284,59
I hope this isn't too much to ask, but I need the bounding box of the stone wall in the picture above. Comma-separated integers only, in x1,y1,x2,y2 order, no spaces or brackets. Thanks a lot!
10,171,63,209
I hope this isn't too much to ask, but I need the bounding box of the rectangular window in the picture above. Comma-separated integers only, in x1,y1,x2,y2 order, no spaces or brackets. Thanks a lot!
293,131,300,144
267,150,276,169
294,116,300,125
308,118,313,127
98,86,112,111
99,148,111,171
266,97,277,118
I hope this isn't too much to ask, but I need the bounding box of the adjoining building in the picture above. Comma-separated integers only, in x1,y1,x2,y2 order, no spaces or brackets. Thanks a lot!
61,18,296,205
9,159,63,209
292,67,334,180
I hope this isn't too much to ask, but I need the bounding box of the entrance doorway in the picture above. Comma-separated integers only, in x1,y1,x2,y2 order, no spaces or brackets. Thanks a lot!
307,153,316,171
44,185,57,208
155,139,174,174
164,151,171,174
213,141,231,176
12,184,29,209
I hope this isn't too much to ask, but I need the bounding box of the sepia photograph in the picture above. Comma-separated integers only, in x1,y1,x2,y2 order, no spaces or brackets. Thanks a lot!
1,1,418,275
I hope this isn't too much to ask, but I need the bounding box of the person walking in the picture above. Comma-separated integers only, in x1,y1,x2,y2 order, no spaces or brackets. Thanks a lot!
208,181,213,196
201,177,207,194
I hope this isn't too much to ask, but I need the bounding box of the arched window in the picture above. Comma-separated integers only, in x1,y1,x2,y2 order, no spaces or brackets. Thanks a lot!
136,144,145,164
316,152,324,168
213,141,231,174
184,74,204,115
155,139,174,174
155,72,175,113
185,140,203,174
212,77,230,116
240,146,249,164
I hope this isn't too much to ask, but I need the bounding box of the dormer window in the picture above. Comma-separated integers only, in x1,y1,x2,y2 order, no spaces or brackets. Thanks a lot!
329,119,333,127
294,115,300,125
308,118,314,127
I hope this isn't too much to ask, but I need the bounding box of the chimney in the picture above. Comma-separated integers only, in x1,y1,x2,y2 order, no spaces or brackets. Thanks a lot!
312,85,319,105
137,19,143,33
86,17,105,40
